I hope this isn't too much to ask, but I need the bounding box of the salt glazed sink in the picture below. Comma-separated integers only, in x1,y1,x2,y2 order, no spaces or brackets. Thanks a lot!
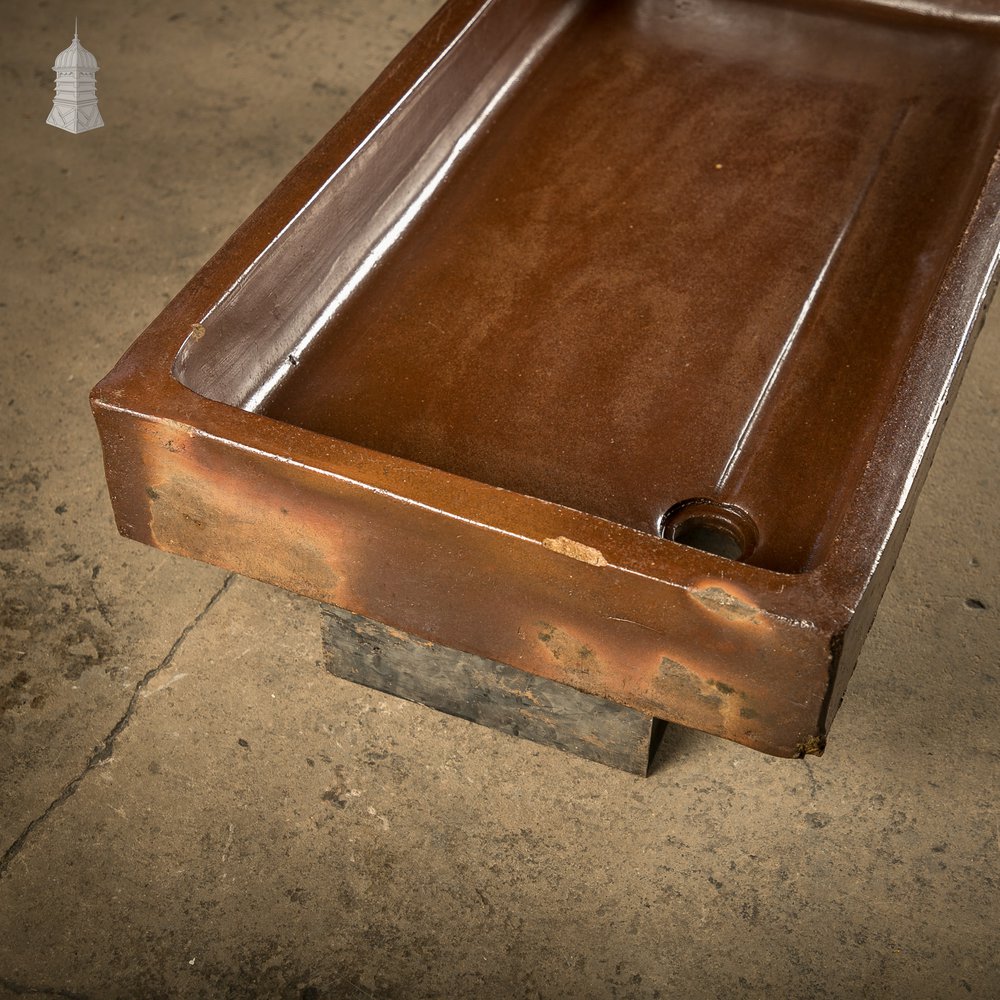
92,0,1000,758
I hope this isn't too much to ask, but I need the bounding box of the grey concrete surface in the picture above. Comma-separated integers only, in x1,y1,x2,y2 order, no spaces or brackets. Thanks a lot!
1,1,998,998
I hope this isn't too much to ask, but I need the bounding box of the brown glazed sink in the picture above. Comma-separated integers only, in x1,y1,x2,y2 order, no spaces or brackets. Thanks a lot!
92,0,1000,758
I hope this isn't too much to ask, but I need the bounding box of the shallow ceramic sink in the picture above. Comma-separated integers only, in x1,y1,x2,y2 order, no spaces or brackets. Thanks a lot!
92,0,1000,757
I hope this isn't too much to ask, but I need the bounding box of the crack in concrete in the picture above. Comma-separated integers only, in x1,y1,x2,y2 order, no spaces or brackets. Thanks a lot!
0,573,235,880
0,975,90,999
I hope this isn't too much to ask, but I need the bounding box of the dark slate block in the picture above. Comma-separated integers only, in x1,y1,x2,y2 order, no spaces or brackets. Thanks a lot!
321,604,665,775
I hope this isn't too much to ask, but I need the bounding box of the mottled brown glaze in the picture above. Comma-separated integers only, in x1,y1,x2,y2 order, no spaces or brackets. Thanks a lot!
92,0,1000,757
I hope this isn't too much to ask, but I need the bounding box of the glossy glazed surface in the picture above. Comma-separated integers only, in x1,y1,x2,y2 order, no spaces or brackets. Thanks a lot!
181,0,1000,574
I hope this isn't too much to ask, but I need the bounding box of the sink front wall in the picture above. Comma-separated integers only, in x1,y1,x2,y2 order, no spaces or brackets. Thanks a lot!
93,400,834,756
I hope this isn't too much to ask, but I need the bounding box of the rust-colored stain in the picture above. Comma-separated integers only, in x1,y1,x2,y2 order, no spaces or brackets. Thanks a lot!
536,622,601,681
92,0,1000,758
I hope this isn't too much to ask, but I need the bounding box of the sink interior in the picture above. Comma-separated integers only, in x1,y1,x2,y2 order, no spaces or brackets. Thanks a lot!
174,0,1000,574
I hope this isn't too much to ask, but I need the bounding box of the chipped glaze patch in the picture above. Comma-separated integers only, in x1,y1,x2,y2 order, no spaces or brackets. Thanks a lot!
542,537,609,567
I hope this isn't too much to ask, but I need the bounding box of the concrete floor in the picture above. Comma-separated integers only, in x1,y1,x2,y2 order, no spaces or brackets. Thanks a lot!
2,1,998,997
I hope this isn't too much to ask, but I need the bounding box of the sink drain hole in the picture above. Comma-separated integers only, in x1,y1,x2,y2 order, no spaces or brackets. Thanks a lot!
659,500,758,563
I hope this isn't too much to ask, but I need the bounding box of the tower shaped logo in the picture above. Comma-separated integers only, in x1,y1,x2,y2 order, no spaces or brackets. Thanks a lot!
46,21,104,134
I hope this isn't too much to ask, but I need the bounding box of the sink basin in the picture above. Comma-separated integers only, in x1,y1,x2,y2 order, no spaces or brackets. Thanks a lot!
92,0,1000,757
